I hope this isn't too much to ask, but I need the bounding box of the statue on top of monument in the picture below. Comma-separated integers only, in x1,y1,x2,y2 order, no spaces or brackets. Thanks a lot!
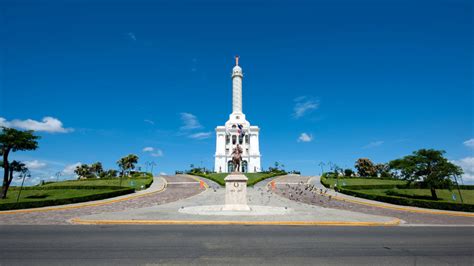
231,144,243,172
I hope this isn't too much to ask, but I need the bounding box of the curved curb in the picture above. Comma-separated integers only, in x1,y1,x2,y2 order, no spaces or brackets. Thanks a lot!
70,217,401,226
301,176,474,218
0,178,168,215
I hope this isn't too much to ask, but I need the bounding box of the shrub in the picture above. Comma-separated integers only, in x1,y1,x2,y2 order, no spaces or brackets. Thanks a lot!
338,187,474,212
344,169,354,177
0,188,134,211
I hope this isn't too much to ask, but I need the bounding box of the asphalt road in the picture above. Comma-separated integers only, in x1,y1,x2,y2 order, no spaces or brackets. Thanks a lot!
0,225,472,265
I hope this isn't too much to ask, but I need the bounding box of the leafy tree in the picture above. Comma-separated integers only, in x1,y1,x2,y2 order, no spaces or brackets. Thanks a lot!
0,128,40,199
375,163,391,178
117,154,139,177
90,162,103,177
105,169,118,178
355,158,376,177
344,169,354,177
388,149,463,200
74,164,93,179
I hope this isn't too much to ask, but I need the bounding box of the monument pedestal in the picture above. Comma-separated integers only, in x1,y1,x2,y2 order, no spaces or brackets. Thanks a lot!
222,173,250,211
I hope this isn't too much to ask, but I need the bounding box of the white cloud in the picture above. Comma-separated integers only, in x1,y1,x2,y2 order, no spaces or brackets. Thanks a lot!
151,149,164,157
144,119,155,125
453,157,474,184
143,147,154,152
24,160,47,170
189,132,212,140
180,113,202,130
159,172,167,176
143,147,163,157
463,138,474,149
62,162,81,176
298,133,313,142
363,140,384,149
0,117,73,133
128,32,136,41
293,96,319,118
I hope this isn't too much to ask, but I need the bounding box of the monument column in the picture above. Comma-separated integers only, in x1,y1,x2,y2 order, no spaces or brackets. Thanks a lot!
232,56,243,114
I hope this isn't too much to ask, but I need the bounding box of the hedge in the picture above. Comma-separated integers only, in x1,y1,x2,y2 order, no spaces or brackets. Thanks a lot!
247,172,286,187
320,175,331,188
341,184,413,190
9,185,128,191
338,187,474,212
0,187,134,211
191,173,225,186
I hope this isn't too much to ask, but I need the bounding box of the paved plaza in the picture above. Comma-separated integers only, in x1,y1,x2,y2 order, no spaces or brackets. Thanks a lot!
1,174,473,226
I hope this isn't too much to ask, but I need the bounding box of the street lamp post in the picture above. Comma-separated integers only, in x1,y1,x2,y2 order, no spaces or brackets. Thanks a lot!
55,171,62,183
16,170,30,203
318,162,325,175
453,174,464,204
150,161,157,176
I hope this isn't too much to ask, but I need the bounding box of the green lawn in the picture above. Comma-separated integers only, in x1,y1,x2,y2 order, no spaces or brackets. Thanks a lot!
357,188,474,204
1,188,121,204
0,176,152,210
245,173,278,186
324,177,407,188
42,176,153,190
194,172,284,186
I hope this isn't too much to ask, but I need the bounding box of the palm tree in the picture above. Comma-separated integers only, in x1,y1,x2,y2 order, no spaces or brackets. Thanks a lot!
75,164,92,179
117,154,139,186
90,162,103,177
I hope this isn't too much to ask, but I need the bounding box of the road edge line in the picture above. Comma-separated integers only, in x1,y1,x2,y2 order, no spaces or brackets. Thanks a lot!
70,217,401,226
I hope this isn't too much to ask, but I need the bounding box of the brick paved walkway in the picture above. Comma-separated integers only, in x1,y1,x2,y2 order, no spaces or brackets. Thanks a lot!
272,175,474,225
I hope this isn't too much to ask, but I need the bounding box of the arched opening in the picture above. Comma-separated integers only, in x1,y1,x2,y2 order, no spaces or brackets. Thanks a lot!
242,160,248,173
232,135,237,145
227,161,234,173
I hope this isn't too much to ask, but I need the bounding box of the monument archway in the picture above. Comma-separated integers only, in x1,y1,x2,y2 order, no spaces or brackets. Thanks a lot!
227,161,234,172
242,160,248,173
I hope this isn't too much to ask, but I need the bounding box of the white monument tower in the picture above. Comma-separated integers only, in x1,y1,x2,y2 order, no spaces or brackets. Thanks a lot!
214,56,261,173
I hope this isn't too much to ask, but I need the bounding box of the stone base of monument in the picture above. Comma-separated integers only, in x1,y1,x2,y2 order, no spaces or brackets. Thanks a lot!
222,173,251,211
177,172,291,216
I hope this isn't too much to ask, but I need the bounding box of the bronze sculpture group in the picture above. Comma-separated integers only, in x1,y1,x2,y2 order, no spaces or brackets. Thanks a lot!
231,144,243,173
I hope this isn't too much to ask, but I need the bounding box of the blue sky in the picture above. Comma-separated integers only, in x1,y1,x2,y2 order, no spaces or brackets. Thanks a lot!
1,0,473,185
